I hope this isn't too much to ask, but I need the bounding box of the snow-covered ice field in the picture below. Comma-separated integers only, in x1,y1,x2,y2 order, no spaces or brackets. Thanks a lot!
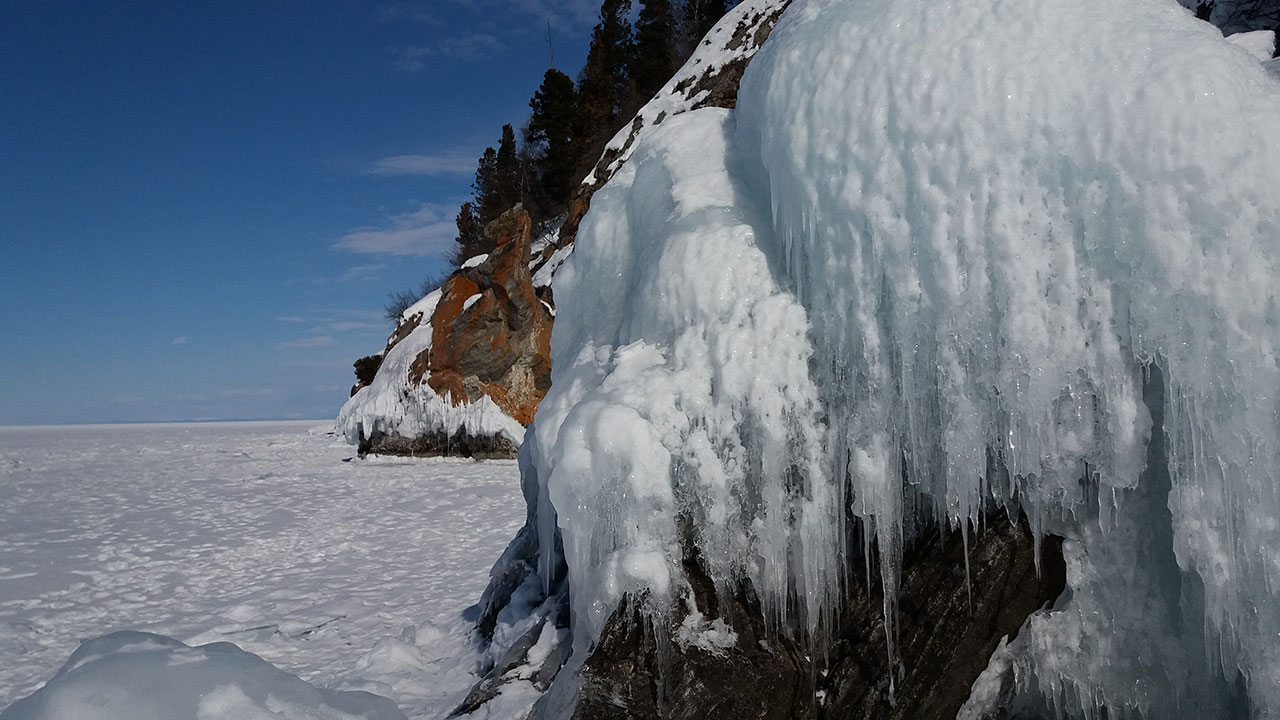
0,421,525,717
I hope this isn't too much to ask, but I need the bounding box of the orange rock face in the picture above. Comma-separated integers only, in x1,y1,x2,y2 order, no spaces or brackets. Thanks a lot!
416,206,553,426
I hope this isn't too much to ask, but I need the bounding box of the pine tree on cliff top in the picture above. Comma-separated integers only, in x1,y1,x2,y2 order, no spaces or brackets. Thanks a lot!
452,201,485,266
681,0,728,54
528,68,581,216
633,0,680,105
474,126,522,229
576,0,634,175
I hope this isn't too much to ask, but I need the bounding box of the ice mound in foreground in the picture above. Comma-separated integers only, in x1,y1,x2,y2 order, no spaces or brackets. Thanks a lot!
521,0,1280,714
0,631,406,720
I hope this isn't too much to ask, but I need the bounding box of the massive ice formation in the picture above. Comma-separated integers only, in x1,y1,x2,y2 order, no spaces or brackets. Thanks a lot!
512,0,1280,715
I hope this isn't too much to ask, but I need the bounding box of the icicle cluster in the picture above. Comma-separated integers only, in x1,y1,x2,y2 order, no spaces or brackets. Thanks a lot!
739,0,1280,713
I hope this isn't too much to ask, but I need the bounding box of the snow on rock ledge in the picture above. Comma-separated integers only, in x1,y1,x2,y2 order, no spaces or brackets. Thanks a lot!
0,631,406,720
337,293,525,458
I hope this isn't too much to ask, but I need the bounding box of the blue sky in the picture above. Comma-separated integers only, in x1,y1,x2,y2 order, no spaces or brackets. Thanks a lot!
0,0,597,425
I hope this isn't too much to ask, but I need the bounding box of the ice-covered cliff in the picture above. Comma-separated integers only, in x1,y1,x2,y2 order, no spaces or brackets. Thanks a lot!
475,0,1280,716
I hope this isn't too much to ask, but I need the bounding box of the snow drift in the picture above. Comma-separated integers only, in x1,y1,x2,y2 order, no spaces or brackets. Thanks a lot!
513,0,1280,715
0,631,405,720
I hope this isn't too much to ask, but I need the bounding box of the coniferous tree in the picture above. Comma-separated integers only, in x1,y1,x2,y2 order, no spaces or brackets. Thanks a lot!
493,124,522,212
633,0,680,105
452,201,486,265
577,0,634,171
680,0,728,55
472,126,524,230
528,68,581,213
472,146,499,225
443,0,739,269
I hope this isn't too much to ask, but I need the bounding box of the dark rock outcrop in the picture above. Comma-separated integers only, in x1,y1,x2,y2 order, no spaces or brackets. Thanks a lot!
350,354,384,396
419,206,553,427
571,511,1066,720
358,429,518,461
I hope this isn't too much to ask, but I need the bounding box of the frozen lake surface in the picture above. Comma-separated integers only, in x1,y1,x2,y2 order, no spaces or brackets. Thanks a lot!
0,421,525,717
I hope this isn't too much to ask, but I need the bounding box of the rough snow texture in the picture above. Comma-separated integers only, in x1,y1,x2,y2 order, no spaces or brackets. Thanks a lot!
517,0,1280,715
0,422,531,719
1,631,406,720
1227,28,1277,60
337,289,526,452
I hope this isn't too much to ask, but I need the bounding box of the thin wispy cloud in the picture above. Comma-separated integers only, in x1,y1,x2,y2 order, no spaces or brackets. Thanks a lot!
376,2,440,24
171,336,188,345
502,0,598,28
327,320,385,332
392,33,501,69
274,310,384,352
279,335,338,349
339,263,388,282
368,152,476,177
218,387,279,398
392,45,432,71
334,203,457,256
380,0,598,32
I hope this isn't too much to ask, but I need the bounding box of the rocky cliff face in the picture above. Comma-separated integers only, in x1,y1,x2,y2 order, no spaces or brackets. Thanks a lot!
341,0,792,459
572,513,1065,720
422,208,552,427
337,208,547,458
